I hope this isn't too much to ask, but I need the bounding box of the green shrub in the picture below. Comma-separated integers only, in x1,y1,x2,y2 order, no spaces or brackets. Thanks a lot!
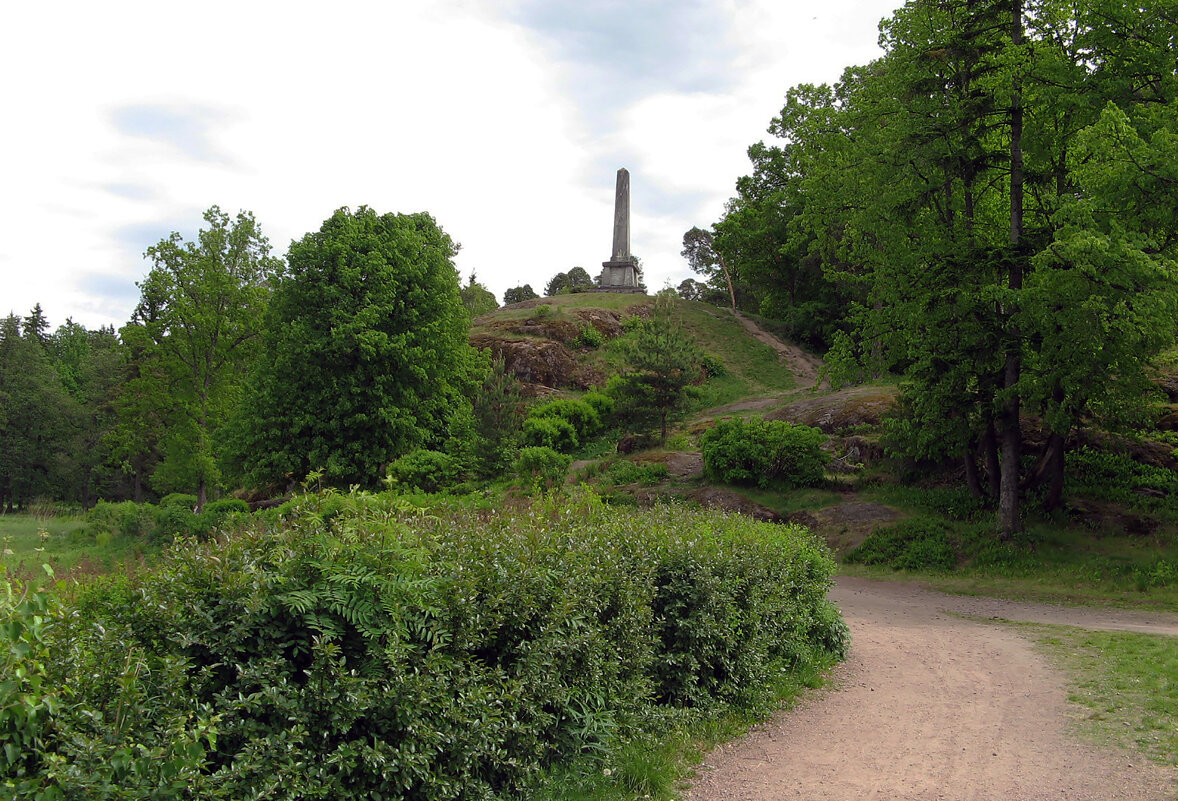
573,324,606,349
159,493,199,510
845,520,957,572
386,449,460,492
700,353,727,378
529,398,601,439
514,446,573,488
581,390,615,422
523,415,580,453
17,491,846,799
700,416,827,489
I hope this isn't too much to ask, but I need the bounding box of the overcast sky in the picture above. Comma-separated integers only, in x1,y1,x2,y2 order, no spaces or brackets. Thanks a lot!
2,0,903,330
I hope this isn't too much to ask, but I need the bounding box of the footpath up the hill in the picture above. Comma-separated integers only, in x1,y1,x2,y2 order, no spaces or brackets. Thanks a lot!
685,578,1178,801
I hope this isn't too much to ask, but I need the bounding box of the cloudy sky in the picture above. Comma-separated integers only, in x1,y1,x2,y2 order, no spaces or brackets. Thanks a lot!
2,0,903,330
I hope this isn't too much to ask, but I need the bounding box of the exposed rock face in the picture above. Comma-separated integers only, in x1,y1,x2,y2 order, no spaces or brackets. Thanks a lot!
767,386,899,434
470,335,602,390
686,488,781,522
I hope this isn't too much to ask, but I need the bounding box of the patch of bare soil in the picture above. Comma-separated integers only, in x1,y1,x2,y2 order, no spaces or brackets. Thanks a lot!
685,577,1178,801
788,501,904,553
686,488,780,522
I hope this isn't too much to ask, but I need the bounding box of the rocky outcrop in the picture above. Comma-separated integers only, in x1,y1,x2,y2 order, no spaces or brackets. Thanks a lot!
686,488,781,522
470,335,603,390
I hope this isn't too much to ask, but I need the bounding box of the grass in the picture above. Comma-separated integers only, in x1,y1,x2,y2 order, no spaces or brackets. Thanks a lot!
0,513,152,583
1015,623,1178,766
675,302,796,398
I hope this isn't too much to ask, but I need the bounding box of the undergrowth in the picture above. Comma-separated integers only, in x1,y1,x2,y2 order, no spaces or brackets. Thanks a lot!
4,489,846,800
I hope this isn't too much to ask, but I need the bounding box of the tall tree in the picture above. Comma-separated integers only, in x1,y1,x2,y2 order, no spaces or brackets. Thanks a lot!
607,295,703,445
0,314,75,510
503,284,539,304
133,206,279,508
230,207,478,489
728,0,1178,534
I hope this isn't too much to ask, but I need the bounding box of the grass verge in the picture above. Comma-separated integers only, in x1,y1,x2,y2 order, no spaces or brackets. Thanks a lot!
531,654,839,801
1013,623,1178,766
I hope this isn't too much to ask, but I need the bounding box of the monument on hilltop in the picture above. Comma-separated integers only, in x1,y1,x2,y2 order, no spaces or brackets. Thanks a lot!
597,168,643,292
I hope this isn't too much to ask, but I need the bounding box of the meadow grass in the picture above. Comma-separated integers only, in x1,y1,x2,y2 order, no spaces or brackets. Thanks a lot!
1015,623,1178,766
0,513,150,582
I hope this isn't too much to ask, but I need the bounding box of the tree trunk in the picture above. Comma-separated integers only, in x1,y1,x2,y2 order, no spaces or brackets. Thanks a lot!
964,445,983,499
998,0,1025,538
718,253,737,312
982,418,1000,500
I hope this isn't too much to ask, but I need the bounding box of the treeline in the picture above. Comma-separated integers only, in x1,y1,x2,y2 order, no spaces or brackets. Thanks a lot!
0,206,517,512
686,0,1178,533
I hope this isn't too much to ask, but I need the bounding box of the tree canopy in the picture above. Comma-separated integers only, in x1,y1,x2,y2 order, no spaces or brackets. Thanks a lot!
230,207,478,489
716,0,1178,532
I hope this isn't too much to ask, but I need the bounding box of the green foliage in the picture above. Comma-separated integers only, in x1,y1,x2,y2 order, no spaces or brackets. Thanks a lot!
513,447,572,489
581,390,615,421
573,325,606,349
386,449,460,493
134,206,280,507
608,298,704,445
529,399,601,441
469,355,525,478
9,493,845,798
700,416,827,489
460,272,498,317
159,493,198,510
522,416,580,454
85,499,248,546
845,520,958,572
230,206,478,489
1066,447,1178,511
503,284,540,305
605,461,669,487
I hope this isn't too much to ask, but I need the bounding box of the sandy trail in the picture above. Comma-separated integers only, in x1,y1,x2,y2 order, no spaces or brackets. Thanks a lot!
685,577,1178,801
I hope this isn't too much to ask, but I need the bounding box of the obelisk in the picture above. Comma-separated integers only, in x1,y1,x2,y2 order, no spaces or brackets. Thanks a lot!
599,168,640,290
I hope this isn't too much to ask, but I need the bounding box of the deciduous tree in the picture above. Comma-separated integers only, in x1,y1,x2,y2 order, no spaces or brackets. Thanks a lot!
231,207,478,489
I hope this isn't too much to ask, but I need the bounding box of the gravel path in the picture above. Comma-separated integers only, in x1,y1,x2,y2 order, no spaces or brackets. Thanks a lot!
685,577,1178,801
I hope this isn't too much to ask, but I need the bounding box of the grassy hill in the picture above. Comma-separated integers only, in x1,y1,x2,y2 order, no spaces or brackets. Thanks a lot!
471,292,1178,611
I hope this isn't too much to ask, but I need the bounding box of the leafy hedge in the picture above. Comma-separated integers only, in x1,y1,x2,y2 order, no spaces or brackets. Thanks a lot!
5,490,845,800
700,416,827,489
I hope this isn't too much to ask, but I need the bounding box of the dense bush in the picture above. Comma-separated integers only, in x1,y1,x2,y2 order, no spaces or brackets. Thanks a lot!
9,491,846,799
581,390,615,422
85,498,250,546
528,399,601,440
386,449,460,492
522,416,579,453
606,460,670,486
700,416,826,489
513,446,572,488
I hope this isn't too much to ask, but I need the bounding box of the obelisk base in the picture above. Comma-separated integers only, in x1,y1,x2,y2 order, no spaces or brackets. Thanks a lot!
597,259,641,292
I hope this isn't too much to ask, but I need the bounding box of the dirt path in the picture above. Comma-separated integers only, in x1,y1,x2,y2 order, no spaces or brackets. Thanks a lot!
685,577,1178,801
729,311,825,389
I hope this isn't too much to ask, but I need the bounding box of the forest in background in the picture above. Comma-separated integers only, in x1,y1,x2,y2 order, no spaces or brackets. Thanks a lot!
3,0,1178,539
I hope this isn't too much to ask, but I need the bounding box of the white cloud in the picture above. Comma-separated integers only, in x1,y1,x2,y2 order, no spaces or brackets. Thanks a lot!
0,0,902,328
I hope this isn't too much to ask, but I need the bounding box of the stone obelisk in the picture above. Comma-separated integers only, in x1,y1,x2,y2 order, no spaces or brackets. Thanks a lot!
598,168,641,291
